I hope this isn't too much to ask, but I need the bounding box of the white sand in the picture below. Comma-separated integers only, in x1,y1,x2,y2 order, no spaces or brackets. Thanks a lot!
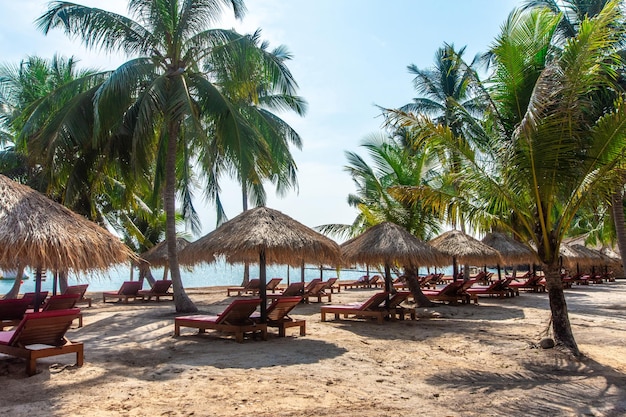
1,281,626,416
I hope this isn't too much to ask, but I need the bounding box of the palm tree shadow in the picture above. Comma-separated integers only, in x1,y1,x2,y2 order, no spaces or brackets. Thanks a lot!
425,353,626,416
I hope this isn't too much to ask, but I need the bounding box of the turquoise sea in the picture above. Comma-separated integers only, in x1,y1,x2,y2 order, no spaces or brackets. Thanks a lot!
0,261,451,295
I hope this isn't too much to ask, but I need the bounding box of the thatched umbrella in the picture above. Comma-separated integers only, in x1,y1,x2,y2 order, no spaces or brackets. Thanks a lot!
559,243,587,272
179,206,341,321
481,232,538,279
139,237,190,282
140,237,190,267
341,222,449,301
0,175,135,309
429,230,502,280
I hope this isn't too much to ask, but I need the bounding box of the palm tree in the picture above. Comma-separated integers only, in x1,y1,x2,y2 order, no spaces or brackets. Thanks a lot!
522,0,613,38
319,128,442,305
522,0,626,280
394,3,626,355
386,43,487,280
199,29,306,284
36,0,261,312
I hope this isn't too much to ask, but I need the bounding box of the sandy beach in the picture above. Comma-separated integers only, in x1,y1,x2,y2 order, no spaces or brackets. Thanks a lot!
1,281,626,417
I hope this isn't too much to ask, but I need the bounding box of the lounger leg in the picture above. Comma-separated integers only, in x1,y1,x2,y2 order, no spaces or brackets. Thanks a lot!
299,322,306,336
235,331,244,343
27,356,37,376
174,324,180,336
76,347,84,367
261,328,267,341
279,325,285,337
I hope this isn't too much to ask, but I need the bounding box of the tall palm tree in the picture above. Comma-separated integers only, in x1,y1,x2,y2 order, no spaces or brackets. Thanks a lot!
200,29,306,284
395,3,626,355
203,29,305,220
522,0,626,279
36,0,260,312
319,128,442,305
386,43,487,280
522,0,613,38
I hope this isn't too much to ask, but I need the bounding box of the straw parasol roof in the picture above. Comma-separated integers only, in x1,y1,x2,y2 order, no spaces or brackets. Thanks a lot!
179,206,341,321
559,242,587,268
341,222,449,268
341,222,448,295
570,244,604,267
600,247,622,266
428,230,502,266
140,237,190,267
179,207,341,267
0,174,135,272
481,232,538,265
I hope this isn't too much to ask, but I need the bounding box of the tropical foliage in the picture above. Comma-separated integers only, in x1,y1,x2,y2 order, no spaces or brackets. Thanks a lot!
377,1,626,355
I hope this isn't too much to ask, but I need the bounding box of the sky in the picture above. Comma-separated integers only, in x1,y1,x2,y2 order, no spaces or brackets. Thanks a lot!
0,0,521,240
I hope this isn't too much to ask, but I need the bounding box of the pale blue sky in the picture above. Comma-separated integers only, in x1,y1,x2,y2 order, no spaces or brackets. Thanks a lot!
1,0,520,239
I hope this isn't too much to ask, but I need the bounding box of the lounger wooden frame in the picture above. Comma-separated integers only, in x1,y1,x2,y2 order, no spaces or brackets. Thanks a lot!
0,309,84,376
253,296,306,337
226,279,261,296
64,284,93,307
174,299,267,343
102,281,143,303
138,279,174,301
320,292,390,324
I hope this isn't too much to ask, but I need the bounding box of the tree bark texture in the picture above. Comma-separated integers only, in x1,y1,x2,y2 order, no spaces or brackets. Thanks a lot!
166,120,197,313
611,187,626,278
404,266,434,307
543,262,580,356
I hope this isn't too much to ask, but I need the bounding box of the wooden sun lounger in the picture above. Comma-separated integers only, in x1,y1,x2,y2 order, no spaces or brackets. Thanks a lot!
0,308,84,376
422,280,476,305
102,281,143,303
226,279,260,296
251,296,306,337
381,291,415,320
174,298,267,343
302,281,332,303
0,298,31,330
268,282,305,299
337,276,370,291
320,292,390,324
28,294,83,327
64,284,93,307
138,279,174,301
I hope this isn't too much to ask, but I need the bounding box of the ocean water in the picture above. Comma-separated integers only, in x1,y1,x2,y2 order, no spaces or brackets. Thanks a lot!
0,261,450,295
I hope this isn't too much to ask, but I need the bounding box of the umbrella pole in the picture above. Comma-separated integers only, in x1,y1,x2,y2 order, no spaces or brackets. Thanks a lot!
34,266,43,313
300,262,305,295
259,250,267,323
384,264,392,309
497,264,502,281
52,270,58,296
452,257,458,281
287,266,290,286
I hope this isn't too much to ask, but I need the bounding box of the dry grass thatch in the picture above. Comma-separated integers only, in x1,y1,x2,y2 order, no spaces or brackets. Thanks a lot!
428,229,502,265
559,242,586,268
340,222,449,268
569,244,605,267
481,232,538,265
139,237,190,267
0,175,135,272
179,207,341,267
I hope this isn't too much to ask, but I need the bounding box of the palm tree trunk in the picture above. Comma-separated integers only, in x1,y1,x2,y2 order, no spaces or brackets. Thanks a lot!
241,181,250,286
166,120,197,313
3,265,24,299
611,186,626,278
404,266,434,307
543,262,580,356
